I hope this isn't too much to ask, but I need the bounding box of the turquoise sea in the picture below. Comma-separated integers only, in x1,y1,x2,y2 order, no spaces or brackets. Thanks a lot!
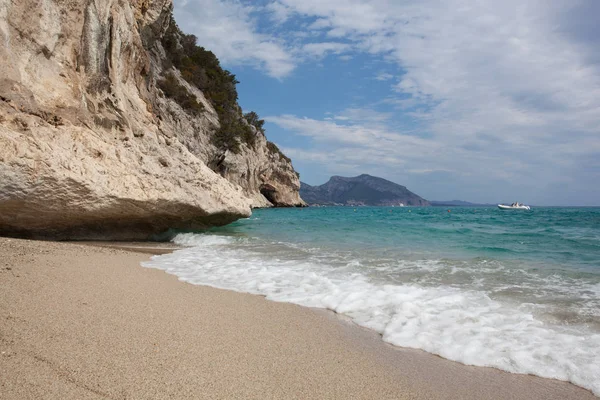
144,206,600,395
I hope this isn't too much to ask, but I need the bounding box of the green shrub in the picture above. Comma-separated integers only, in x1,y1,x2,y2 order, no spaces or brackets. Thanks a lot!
210,116,256,154
211,125,241,154
239,123,256,147
267,141,292,163
158,72,204,116
160,17,284,156
244,111,265,133
162,17,243,152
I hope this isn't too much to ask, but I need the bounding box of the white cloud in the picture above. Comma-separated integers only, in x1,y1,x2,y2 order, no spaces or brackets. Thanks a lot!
174,0,296,79
302,42,351,58
407,168,454,175
275,0,600,144
278,0,390,36
333,108,392,124
265,1,292,24
374,72,393,81
265,114,447,170
307,18,331,30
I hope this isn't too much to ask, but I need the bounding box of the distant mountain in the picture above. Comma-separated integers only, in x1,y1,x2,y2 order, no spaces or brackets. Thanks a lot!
430,200,495,207
300,174,429,206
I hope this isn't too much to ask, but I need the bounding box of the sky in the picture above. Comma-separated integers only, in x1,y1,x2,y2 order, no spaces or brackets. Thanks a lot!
173,0,600,205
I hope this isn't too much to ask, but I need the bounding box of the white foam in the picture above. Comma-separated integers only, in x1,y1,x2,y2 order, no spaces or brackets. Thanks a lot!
143,233,600,396
171,233,235,247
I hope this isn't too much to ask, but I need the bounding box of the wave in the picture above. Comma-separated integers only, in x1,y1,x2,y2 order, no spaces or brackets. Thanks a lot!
142,233,600,396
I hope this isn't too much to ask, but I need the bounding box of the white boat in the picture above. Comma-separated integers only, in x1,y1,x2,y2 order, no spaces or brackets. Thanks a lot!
498,203,530,210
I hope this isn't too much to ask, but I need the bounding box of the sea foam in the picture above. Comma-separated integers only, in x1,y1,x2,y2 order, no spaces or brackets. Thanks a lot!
143,233,600,396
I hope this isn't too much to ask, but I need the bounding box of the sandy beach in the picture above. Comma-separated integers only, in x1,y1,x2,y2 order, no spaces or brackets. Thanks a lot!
0,237,595,399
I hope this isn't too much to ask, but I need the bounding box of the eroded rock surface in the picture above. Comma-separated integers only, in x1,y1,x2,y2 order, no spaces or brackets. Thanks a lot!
0,0,303,240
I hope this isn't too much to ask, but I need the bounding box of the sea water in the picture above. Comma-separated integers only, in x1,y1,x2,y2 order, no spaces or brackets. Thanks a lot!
142,206,600,395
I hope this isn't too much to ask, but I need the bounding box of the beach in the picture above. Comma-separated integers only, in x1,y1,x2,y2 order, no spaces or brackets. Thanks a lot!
0,237,595,399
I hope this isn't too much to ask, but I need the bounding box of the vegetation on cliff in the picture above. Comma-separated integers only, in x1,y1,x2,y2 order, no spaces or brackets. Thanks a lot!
150,9,303,207
266,141,291,163
243,111,265,133
158,13,296,171
161,16,257,153
157,72,204,116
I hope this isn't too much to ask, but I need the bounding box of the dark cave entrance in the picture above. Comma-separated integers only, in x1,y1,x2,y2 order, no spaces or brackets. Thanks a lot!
260,184,278,205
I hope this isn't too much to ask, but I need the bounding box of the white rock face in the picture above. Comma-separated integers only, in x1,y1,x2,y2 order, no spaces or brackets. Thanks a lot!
215,133,304,208
0,0,302,240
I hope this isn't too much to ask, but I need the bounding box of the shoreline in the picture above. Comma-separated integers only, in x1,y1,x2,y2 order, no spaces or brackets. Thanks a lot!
0,237,595,399
76,241,183,255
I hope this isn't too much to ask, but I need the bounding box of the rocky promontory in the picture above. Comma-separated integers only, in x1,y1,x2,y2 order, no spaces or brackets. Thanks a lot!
0,0,303,240
301,174,429,206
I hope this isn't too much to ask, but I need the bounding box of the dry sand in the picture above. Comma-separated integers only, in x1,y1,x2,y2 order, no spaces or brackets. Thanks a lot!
0,237,596,399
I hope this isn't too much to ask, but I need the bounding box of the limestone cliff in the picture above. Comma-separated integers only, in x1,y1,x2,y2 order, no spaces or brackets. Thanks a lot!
0,0,303,240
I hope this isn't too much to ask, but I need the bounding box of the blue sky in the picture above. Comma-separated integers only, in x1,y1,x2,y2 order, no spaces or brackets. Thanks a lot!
174,0,600,205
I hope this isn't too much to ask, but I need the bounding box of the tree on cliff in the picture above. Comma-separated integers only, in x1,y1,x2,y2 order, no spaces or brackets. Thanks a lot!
243,111,265,133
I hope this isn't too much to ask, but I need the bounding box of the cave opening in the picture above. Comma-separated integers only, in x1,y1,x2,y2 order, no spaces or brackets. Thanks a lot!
260,184,278,205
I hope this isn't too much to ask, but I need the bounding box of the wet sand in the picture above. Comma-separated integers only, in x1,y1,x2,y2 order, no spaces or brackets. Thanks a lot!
0,237,596,399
